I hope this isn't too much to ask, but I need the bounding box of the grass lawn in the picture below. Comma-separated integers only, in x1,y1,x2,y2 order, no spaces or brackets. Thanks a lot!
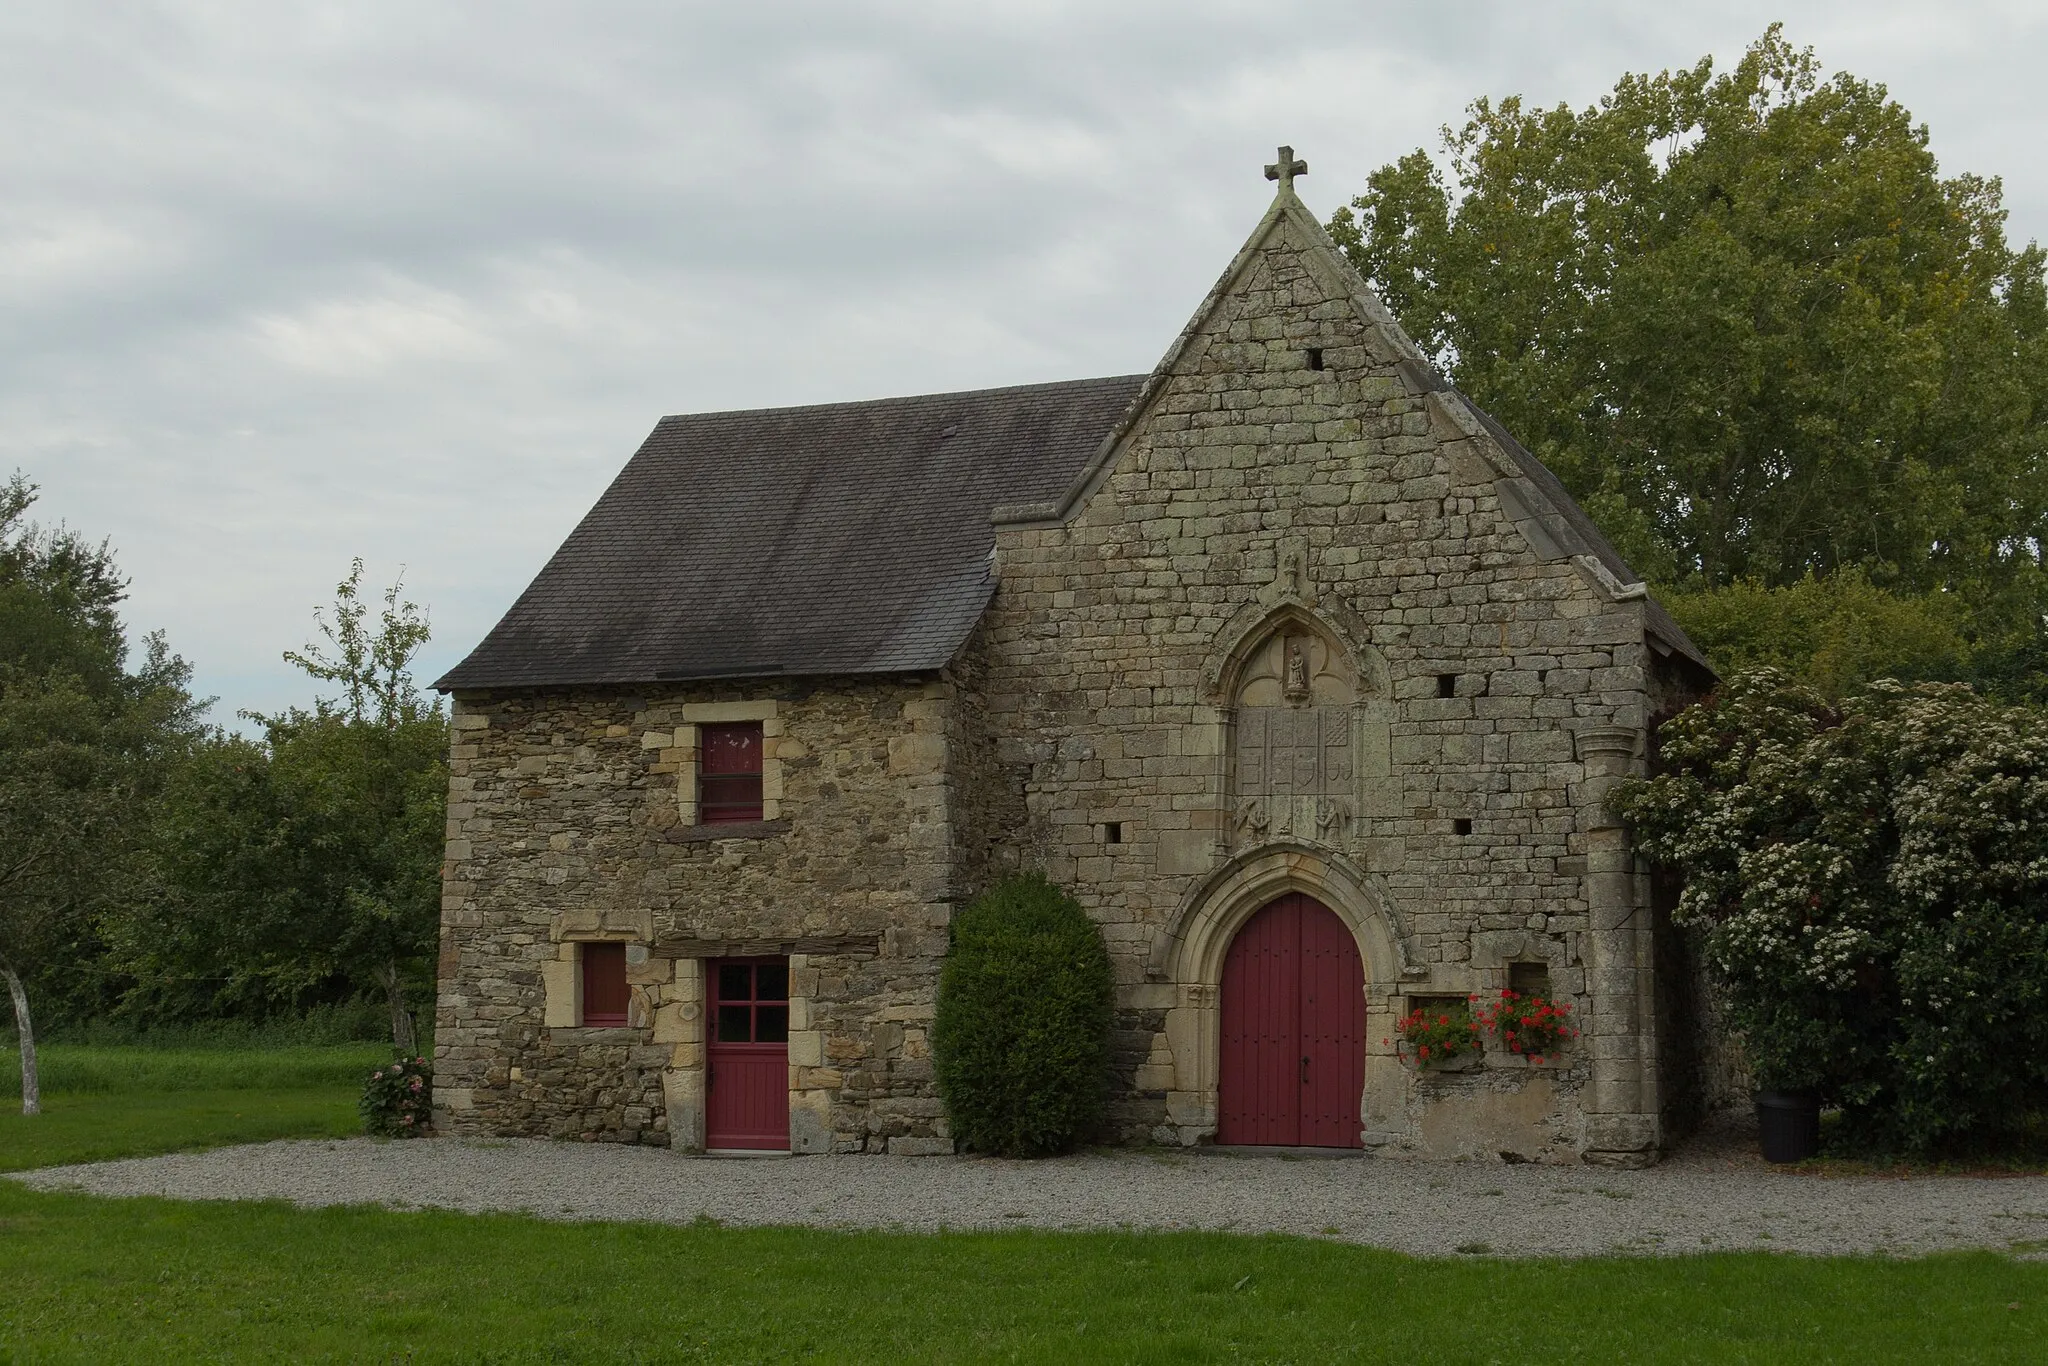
0,1088,362,1173
0,1041,390,1096
1,1045,2042,1361
0,1184,2042,1364
0,1042,387,1172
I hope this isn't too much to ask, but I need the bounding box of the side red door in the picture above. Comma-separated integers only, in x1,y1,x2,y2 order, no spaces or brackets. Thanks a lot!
706,958,790,1150
1297,901,1366,1147
1217,894,1363,1148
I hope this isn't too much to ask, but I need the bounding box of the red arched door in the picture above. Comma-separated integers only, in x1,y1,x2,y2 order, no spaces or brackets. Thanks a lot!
1217,894,1364,1148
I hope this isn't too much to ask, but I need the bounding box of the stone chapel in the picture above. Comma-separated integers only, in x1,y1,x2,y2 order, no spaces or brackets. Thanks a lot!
431,149,1720,1166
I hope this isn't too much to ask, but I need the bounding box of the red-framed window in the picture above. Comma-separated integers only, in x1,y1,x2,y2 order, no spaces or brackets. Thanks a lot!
581,942,630,1027
710,960,790,1044
699,722,764,823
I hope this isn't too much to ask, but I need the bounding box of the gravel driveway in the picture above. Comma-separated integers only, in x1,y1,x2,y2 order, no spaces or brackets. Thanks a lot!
16,1124,2048,1259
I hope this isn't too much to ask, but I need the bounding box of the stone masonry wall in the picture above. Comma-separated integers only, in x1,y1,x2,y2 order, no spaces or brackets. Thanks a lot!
977,209,1659,1156
432,675,962,1152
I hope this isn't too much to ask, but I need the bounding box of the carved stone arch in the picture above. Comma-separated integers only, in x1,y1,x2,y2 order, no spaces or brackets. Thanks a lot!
1150,841,1416,1145
1206,602,1392,851
1148,840,1412,984
1202,598,1387,705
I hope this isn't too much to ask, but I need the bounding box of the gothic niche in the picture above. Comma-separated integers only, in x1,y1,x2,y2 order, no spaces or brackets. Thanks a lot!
1230,623,1357,847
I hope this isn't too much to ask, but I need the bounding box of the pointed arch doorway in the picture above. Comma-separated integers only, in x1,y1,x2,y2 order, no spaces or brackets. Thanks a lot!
1217,893,1365,1148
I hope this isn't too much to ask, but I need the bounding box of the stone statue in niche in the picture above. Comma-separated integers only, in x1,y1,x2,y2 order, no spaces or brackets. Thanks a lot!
1230,621,1360,849
1283,638,1312,702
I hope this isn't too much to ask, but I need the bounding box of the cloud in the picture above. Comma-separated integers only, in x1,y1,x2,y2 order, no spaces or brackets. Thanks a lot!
1,1,2040,726
251,279,501,377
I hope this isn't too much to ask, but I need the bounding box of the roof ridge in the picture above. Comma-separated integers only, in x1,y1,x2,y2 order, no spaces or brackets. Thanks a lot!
656,373,1149,425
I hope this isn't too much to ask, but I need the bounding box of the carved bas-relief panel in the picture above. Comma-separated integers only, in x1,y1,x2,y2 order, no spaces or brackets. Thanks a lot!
1230,627,1358,845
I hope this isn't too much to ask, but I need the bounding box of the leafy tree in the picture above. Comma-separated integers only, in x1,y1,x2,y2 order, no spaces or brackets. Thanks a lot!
0,475,200,1113
1330,25,2048,606
1662,573,1969,697
129,562,446,1053
1613,670,2048,1153
255,559,446,1054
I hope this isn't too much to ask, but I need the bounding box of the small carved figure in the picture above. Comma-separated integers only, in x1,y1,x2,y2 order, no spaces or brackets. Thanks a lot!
1234,797,1270,842
1315,796,1353,840
1283,637,1312,701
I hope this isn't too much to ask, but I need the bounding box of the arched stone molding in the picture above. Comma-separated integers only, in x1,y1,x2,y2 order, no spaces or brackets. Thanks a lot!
1197,595,1395,856
1151,841,1416,1145
1201,598,1387,705
1148,840,1412,983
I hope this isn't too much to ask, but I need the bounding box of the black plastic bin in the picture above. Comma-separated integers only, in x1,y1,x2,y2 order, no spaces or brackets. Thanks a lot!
1754,1090,1822,1163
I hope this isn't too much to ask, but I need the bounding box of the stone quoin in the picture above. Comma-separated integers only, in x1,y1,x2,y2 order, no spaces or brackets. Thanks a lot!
430,149,1722,1165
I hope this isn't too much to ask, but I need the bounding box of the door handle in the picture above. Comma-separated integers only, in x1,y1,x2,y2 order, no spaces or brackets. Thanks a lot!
1300,1056,1309,1085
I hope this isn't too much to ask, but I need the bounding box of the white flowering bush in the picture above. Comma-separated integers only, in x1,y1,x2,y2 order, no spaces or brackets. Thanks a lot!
1612,669,2048,1153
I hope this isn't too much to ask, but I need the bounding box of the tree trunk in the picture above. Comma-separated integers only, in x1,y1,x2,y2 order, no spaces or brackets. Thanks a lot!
3,962,40,1116
376,959,417,1056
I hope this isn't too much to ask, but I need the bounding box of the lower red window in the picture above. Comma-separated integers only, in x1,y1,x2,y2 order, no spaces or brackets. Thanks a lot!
581,942,629,1027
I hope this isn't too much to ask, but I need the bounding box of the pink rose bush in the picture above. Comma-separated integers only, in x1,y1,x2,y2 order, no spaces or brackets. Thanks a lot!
360,1054,434,1137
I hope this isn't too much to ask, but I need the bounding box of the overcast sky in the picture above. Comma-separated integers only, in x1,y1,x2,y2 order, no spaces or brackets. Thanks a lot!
5,2,2042,727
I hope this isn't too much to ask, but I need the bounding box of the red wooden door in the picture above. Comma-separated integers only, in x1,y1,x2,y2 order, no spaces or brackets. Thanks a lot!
1217,894,1364,1148
706,958,790,1150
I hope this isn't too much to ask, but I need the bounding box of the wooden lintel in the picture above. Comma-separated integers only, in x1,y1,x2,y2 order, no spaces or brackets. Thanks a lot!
650,935,880,960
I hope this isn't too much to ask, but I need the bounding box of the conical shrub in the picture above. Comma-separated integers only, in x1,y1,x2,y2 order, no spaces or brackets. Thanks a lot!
932,873,1114,1156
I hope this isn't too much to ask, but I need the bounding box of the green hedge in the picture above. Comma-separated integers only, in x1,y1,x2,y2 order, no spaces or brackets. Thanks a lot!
933,874,1114,1156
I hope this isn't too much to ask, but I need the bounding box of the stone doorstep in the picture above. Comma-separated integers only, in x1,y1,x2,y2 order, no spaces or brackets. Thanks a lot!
1198,1144,1364,1160
701,1148,793,1159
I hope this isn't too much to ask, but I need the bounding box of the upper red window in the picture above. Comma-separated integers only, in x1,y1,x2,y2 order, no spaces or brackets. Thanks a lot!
581,942,629,1027
699,722,764,823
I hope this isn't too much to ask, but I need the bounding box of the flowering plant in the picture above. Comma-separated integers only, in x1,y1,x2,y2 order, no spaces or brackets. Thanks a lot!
1388,1002,1481,1067
1474,989,1577,1063
1611,668,2048,1154
360,1055,433,1137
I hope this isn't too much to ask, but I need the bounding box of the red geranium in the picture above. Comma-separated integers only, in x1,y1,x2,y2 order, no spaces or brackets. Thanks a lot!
1391,1002,1481,1067
1473,989,1578,1064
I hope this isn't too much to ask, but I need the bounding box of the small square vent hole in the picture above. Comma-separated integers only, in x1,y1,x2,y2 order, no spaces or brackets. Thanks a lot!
1306,347,1325,371
1102,822,1123,844
1508,961,1552,997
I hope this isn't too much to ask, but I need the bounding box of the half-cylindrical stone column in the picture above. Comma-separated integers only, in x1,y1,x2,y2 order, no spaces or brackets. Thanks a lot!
1576,724,1657,1166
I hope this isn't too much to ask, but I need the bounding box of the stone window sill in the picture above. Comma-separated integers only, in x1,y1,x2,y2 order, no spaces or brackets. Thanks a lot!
549,1026,646,1043
1402,1053,1569,1076
665,819,792,844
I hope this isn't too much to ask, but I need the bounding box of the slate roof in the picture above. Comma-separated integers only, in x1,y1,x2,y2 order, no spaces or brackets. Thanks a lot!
436,375,1147,690
439,367,1706,691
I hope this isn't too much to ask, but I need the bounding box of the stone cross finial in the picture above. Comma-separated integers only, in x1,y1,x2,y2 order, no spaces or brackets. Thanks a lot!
1264,145,1308,193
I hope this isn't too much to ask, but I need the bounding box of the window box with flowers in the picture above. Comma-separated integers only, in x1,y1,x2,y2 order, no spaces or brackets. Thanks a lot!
1389,998,1483,1070
1474,988,1578,1066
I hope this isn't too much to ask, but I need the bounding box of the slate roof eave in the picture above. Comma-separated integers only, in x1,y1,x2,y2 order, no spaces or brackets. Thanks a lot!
1458,396,1713,676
